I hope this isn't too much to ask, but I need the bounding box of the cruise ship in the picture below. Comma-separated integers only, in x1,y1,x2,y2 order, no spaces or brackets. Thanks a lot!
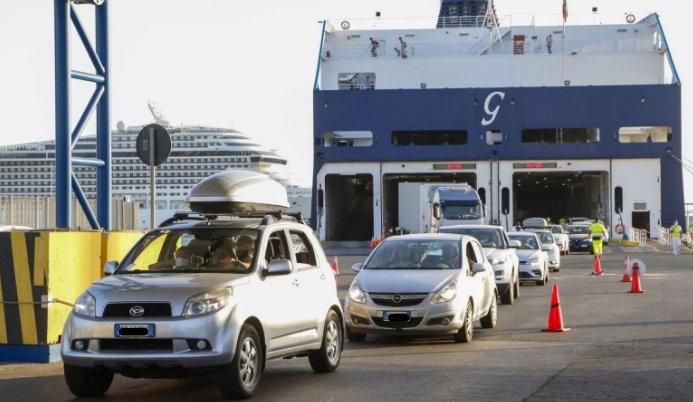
311,0,683,241
0,104,310,227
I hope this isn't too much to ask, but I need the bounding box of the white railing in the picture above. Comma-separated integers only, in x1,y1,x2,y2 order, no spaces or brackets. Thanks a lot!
658,228,671,245
628,228,648,246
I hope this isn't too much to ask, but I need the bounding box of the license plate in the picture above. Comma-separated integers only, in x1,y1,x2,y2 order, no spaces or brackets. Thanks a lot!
383,311,411,322
114,323,155,337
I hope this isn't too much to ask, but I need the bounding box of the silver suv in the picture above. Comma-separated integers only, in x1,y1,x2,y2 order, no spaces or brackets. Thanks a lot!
61,171,343,399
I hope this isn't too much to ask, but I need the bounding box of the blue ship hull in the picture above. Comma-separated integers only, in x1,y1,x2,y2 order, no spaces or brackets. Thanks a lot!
312,83,683,232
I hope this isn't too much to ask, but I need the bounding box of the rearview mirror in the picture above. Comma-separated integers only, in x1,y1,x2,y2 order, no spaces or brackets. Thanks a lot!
103,261,118,276
471,262,486,274
351,263,364,273
266,259,293,276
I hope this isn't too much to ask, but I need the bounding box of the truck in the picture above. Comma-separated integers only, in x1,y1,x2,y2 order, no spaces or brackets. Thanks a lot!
398,182,485,233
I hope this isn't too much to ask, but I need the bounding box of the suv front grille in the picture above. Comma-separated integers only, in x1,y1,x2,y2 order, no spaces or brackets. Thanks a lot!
369,293,427,307
100,339,173,352
102,303,172,318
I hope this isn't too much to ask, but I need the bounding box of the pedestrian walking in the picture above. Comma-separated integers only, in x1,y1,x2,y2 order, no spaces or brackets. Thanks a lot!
670,219,682,255
589,218,607,256
546,34,553,54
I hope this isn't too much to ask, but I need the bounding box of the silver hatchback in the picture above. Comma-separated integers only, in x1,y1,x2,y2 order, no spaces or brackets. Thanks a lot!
344,234,498,343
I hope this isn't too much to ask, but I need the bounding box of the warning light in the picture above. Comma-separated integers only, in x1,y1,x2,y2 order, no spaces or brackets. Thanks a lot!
432,163,477,170
512,162,557,169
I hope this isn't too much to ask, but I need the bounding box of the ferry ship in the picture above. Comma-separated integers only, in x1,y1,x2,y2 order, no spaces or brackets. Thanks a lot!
0,104,310,227
311,0,683,241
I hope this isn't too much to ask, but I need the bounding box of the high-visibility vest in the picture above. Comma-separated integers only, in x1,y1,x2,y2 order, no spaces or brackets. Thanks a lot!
589,222,606,239
671,224,682,238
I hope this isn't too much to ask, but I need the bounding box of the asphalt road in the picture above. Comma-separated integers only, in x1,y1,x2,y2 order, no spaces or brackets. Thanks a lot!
1,247,692,401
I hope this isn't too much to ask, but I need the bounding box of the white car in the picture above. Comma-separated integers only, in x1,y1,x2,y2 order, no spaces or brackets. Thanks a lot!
439,225,520,305
526,229,561,272
60,171,344,399
508,232,550,285
344,233,497,343
549,224,570,255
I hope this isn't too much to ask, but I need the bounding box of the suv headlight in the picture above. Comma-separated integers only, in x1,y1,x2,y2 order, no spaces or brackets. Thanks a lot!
183,288,232,317
431,280,457,304
528,255,540,264
348,281,367,304
73,291,96,317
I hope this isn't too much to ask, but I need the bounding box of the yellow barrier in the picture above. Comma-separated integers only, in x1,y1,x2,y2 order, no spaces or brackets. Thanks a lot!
0,230,144,362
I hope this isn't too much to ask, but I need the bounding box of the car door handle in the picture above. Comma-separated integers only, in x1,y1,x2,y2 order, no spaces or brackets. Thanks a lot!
292,278,300,287
320,274,326,280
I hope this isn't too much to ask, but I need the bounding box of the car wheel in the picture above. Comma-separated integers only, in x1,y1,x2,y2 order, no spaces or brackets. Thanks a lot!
453,301,474,343
64,364,113,397
346,326,366,342
219,324,263,399
309,310,342,373
500,280,513,305
480,293,497,329
536,264,548,286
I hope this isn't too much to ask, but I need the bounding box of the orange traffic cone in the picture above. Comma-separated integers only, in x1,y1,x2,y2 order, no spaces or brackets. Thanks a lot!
628,263,644,293
370,237,375,249
331,256,340,276
621,255,632,282
542,284,571,332
591,255,603,276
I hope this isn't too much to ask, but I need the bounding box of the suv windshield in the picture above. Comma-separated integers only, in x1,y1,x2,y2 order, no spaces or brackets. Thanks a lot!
365,240,460,270
439,227,504,248
550,225,563,234
118,228,259,274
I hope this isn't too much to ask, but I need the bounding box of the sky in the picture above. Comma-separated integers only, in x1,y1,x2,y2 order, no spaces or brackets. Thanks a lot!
0,0,690,198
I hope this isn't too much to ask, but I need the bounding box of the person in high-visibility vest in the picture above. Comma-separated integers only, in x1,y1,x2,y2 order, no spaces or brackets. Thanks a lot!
589,218,607,256
670,220,682,255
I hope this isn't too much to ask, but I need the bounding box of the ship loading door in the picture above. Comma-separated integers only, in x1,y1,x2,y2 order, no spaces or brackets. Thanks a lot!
500,161,612,227
323,174,374,241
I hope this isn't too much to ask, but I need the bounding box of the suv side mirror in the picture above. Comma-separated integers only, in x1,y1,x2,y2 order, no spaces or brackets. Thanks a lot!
351,263,363,272
266,259,293,276
508,240,521,248
433,203,441,219
104,261,118,276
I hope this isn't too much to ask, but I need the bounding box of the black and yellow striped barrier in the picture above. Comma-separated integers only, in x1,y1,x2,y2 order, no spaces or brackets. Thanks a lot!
0,230,144,363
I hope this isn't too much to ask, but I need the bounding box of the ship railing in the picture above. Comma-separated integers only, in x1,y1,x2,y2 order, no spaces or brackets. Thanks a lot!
325,11,654,32
323,36,662,60
628,227,649,246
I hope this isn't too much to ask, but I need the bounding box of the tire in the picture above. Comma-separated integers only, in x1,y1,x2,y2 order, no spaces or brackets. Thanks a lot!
453,301,474,343
64,363,114,398
536,264,548,286
309,310,342,373
219,324,263,399
500,280,513,305
346,326,366,342
480,293,497,329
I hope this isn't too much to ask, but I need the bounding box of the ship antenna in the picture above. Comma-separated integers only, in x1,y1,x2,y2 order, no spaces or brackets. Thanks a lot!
147,101,171,126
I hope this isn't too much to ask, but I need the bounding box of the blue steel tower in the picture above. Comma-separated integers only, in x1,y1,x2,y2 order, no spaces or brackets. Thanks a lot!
54,0,111,229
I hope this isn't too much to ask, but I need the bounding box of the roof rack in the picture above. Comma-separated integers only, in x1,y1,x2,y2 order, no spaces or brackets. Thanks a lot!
158,212,212,227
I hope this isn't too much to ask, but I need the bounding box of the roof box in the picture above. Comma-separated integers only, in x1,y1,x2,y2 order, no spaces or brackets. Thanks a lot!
186,170,289,215
522,217,549,228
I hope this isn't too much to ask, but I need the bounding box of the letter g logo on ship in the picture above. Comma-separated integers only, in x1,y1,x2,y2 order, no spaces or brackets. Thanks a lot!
481,91,506,126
